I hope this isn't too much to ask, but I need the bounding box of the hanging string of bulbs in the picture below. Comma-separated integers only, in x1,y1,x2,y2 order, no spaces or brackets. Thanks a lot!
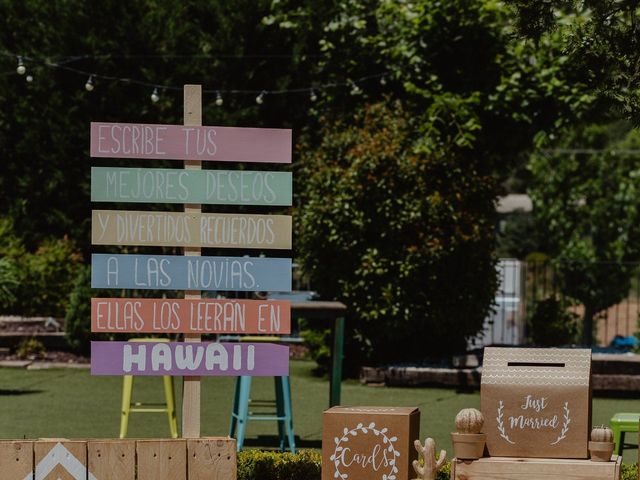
4,52,389,105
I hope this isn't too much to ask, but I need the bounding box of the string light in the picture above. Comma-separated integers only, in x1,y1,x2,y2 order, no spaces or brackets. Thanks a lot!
1,50,389,103
84,75,94,91
16,56,25,75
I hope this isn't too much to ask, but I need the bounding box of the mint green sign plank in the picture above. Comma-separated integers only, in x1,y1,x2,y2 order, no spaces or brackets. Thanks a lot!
91,167,292,206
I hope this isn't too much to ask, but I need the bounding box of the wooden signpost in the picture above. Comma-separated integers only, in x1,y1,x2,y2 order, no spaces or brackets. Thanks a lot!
91,167,292,205
91,341,290,376
91,210,292,249
90,122,291,163
90,254,292,291
89,84,293,442
91,298,291,334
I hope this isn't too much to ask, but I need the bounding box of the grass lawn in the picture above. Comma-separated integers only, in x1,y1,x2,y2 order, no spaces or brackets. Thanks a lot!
1,360,638,464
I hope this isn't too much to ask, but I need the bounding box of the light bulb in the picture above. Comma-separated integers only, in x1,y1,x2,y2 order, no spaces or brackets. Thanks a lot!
85,76,94,92
16,57,25,75
256,91,265,105
310,90,317,102
25,75,33,83
151,88,160,103
215,91,223,106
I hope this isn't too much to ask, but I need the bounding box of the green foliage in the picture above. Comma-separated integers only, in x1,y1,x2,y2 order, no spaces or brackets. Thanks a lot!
508,0,640,121
15,236,82,318
64,265,92,354
0,217,82,317
235,451,454,480
15,337,46,359
297,101,497,367
529,297,578,346
621,462,638,480
529,122,640,344
237,449,321,480
0,257,20,309
496,213,546,259
300,327,332,375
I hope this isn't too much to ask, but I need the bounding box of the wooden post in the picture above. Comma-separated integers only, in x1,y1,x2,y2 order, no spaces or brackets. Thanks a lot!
182,84,202,438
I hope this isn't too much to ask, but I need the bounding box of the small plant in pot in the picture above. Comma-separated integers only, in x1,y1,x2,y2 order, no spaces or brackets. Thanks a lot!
451,408,486,460
589,426,614,462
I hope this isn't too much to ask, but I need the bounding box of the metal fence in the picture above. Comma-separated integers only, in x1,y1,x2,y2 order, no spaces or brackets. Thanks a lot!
469,259,640,348
525,260,640,346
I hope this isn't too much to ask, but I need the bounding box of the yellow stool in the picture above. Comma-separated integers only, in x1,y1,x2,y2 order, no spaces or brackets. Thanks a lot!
119,338,178,439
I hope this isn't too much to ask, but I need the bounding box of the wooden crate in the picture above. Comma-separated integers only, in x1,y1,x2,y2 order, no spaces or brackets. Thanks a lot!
0,437,236,480
451,456,622,480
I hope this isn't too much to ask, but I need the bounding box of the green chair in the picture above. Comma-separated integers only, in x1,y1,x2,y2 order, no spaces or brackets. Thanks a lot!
610,412,640,455
119,338,178,439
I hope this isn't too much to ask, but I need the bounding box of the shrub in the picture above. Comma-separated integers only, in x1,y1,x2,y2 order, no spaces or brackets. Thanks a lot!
529,297,579,346
237,449,321,480
15,338,46,360
64,265,93,354
621,462,638,480
0,217,82,318
297,102,497,369
0,257,20,309
16,236,83,318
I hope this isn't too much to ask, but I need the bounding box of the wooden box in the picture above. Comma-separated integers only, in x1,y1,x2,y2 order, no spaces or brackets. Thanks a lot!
451,456,621,480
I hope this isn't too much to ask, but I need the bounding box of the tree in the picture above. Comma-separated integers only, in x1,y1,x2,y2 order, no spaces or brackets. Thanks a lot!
0,0,320,254
507,0,640,123
529,122,640,344
297,101,497,365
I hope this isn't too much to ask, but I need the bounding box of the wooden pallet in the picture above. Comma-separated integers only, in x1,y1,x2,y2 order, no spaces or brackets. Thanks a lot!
451,455,622,480
0,437,235,480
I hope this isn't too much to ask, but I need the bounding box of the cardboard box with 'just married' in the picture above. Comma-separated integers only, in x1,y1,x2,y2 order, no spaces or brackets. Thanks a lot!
481,347,592,459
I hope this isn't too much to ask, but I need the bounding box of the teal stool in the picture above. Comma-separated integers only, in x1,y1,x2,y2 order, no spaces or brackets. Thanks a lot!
229,375,296,453
610,412,640,455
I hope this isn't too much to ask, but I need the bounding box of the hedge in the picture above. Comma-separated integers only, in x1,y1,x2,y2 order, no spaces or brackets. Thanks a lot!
236,450,637,480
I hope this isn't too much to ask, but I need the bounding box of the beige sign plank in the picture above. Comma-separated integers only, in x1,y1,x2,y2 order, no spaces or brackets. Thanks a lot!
92,210,291,249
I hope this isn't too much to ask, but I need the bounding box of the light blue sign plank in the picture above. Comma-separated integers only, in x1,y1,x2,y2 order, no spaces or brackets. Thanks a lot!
91,254,291,292
91,167,292,206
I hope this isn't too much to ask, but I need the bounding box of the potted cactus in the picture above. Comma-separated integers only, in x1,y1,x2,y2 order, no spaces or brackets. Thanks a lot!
588,426,614,461
451,408,486,460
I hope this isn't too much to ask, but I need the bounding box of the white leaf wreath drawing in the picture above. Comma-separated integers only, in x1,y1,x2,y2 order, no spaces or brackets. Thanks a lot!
329,422,401,480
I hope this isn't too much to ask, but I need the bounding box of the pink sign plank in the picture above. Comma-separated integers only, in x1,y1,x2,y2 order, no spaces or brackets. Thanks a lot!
91,298,291,334
90,122,291,163
90,341,289,376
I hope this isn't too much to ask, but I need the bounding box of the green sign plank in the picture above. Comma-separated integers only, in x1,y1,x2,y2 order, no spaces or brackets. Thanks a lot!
91,167,292,206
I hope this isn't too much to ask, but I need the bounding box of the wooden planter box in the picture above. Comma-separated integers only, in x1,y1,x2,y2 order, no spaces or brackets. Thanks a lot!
451,456,622,480
0,437,235,480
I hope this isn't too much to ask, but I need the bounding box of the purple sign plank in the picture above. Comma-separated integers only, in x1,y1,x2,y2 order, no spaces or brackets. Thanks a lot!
90,122,292,163
91,341,289,376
